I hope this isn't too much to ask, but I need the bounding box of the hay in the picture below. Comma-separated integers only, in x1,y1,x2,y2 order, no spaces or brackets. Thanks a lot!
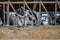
0,25,60,39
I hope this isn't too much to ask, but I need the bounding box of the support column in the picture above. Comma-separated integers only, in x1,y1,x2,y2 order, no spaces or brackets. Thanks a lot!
23,0,25,27
55,0,57,25
3,3,5,26
39,0,41,26
6,0,9,26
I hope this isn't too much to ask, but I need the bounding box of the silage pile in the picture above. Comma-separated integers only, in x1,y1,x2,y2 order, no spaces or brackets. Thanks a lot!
0,25,60,39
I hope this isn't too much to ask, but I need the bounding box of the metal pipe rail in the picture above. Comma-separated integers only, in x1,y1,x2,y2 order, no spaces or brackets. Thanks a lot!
0,1,60,4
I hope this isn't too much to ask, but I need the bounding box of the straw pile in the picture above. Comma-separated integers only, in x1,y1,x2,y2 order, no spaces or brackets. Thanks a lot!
0,25,60,40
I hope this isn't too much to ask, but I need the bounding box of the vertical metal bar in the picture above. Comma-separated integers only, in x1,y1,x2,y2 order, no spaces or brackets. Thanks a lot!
3,3,5,26
24,0,25,27
23,0,25,27
39,0,41,26
6,0,9,26
55,0,57,26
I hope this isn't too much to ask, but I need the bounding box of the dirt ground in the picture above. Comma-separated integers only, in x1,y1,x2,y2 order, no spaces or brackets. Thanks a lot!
0,25,60,40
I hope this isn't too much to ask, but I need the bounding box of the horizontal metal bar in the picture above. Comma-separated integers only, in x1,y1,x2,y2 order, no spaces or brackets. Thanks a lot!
0,1,60,4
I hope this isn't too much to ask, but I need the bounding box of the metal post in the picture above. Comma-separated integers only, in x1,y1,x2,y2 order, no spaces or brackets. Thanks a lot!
6,0,9,26
23,0,25,27
39,0,41,26
55,0,57,25
3,3,5,26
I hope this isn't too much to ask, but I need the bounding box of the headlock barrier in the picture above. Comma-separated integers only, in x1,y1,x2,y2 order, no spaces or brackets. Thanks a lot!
0,0,60,27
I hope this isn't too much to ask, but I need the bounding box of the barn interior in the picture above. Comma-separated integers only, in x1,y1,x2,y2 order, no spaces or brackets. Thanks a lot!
0,0,60,27
0,0,60,40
